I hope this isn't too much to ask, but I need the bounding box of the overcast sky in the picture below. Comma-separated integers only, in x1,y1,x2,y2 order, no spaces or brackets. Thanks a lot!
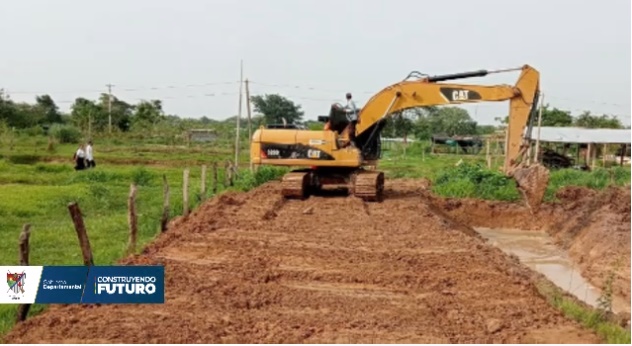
1,0,630,126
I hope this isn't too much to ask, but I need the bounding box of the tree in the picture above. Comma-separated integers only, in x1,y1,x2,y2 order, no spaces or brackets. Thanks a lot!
70,97,102,132
34,95,62,124
496,104,573,128
383,109,416,138
250,94,304,124
134,100,165,126
413,107,477,139
476,125,497,135
97,93,134,132
539,105,573,127
573,111,623,129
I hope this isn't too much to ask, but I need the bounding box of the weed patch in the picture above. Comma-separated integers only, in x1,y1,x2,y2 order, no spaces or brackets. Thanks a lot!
537,280,630,344
432,162,521,201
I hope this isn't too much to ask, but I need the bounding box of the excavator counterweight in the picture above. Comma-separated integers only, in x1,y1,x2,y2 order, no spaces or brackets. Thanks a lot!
250,64,550,211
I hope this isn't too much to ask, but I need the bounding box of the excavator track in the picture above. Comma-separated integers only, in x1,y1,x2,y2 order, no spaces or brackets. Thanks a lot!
352,171,385,202
281,171,311,199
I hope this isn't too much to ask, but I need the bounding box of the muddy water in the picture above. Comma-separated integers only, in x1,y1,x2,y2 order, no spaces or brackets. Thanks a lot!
475,227,628,315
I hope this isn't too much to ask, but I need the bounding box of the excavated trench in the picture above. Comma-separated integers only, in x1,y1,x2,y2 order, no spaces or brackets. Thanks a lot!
475,227,628,315
3,179,629,343
427,182,631,320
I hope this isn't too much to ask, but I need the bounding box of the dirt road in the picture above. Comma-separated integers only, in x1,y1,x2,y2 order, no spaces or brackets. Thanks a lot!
6,180,601,343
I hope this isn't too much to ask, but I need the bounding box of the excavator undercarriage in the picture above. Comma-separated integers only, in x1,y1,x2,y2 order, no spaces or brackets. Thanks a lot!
281,168,385,201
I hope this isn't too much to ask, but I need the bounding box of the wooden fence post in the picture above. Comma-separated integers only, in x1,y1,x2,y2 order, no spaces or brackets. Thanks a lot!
212,162,218,194
486,138,491,168
16,224,31,322
67,202,94,266
224,161,231,187
230,162,235,186
161,174,170,232
183,168,190,217
127,184,138,255
201,164,207,199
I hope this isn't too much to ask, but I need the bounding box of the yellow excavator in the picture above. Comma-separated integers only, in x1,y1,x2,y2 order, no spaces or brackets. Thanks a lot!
250,64,550,210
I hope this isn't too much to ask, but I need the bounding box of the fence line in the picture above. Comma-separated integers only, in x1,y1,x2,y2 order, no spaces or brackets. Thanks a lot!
13,162,239,323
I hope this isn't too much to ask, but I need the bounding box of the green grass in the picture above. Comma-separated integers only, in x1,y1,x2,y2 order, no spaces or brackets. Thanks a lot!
378,142,630,201
537,281,631,344
0,154,286,338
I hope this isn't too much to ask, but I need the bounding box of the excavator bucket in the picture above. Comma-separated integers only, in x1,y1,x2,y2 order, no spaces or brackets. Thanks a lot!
511,163,550,213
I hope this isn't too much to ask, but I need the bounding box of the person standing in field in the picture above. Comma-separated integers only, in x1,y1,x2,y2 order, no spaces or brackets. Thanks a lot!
74,144,86,171
86,140,95,168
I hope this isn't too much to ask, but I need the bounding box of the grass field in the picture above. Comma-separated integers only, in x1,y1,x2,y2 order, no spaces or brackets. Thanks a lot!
0,135,629,339
0,136,287,336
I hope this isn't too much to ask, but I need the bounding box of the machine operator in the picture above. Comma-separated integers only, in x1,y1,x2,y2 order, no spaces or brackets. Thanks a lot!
322,92,359,147
344,92,358,147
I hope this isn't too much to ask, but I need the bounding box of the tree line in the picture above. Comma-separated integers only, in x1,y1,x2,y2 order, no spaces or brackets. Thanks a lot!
0,89,627,142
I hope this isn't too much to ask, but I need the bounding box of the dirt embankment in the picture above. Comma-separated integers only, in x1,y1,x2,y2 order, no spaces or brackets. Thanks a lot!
429,184,631,305
4,180,600,343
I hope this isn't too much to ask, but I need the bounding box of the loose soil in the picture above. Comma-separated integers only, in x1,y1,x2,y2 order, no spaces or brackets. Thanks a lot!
5,179,622,343
429,184,631,308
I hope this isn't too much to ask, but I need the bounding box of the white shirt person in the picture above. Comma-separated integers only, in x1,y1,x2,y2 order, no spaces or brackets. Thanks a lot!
74,145,86,170
85,141,96,168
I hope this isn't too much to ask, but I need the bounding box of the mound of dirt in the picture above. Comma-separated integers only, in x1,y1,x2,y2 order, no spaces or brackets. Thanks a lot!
3,180,599,343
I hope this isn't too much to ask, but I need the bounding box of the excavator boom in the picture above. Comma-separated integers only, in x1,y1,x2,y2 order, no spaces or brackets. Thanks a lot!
353,65,540,174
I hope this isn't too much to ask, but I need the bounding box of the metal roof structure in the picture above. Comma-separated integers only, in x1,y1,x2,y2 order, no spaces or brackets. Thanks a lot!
525,126,631,144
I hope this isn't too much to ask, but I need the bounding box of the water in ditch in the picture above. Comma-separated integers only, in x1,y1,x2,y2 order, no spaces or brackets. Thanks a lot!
475,227,628,315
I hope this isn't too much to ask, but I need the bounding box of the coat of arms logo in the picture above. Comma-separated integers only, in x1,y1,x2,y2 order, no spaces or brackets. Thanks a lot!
7,271,26,300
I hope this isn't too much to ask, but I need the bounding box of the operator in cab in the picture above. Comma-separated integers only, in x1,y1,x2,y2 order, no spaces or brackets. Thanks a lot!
323,92,359,147
344,92,357,120
344,92,358,147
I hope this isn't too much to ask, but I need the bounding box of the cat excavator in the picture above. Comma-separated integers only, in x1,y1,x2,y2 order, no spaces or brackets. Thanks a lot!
250,64,550,211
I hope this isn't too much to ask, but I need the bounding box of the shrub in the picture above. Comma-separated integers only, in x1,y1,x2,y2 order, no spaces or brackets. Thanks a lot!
49,124,82,144
432,162,520,201
234,166,288,191
131,167,156,186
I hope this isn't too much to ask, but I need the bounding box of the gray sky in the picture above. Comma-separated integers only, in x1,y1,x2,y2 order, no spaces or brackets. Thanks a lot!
1,0,630,126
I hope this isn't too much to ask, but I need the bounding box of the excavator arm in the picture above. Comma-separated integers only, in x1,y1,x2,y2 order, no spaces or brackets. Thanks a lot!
353,65,540,173
351,65,549,211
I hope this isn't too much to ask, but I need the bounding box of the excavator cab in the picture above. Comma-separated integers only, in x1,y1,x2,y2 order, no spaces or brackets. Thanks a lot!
323,104,362,132
319,103,362,149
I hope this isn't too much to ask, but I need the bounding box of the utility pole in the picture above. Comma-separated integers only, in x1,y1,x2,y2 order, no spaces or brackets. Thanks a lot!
88,109,92,139
106,84,114,134
534,93,544,163
235,60,243,168
245,78,253,171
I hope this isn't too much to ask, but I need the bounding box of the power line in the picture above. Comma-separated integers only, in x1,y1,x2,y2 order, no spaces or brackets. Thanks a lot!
6,79,631,111
4,80,630,121
7,81,241,95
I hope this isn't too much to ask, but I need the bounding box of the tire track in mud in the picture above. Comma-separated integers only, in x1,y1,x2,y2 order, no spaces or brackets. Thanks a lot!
4,180,601,343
